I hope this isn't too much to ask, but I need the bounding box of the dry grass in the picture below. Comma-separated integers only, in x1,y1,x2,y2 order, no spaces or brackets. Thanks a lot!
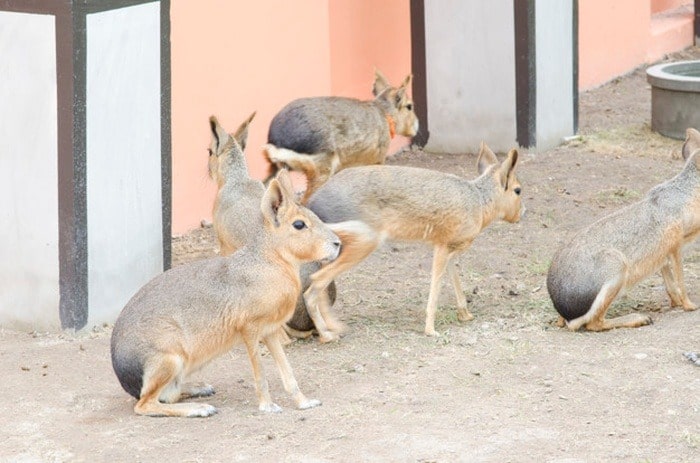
570,123,680,159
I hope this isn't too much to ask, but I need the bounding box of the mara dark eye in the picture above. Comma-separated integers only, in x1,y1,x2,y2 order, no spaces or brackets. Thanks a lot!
292,220,307,230
406,103,413,111
514,187,522,195
207,148,213,156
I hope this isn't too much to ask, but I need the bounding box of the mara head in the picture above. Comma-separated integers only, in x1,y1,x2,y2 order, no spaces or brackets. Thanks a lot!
207,112,256,183
261,170,341,264
477,142,523,223
372,68,419,138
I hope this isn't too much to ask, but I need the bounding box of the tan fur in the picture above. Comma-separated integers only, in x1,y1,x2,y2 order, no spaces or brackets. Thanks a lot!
547,142,700,332
207,115,337,337
682,127,700,160
302,143,524,341
110,171,341,417
264,69,419,203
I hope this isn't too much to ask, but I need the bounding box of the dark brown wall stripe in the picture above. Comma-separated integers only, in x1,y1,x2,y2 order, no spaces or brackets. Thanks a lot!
161,0,172,270
573,0,579,134
409,0,429,148
514,0,537,149
695,0,700,41
56,9,88,330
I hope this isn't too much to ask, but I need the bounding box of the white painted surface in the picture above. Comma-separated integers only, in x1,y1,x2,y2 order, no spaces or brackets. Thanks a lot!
86,2,163,327
424,0,517,153
535,0,574,150
0,12,59,329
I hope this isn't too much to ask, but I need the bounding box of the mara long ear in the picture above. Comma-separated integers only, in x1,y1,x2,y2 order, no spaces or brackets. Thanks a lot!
274,168,296,200
477,141,499,175
260,169,295,228
499,149,519,189
373,68,391,97
261,178,283,228
399,74,412,90
233,111,256,152
209,116,230,154
394,86,407,107
682,127,700,161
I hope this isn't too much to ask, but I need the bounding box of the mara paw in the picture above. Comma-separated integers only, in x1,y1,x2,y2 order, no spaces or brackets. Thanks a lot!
457,309,474,322
424,327,439,337
298,398,322,410
187,403,218,418
259,402,283,413
318,331,340,344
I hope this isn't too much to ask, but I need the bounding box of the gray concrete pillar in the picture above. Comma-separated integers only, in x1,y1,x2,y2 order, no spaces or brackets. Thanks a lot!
0,0,171,331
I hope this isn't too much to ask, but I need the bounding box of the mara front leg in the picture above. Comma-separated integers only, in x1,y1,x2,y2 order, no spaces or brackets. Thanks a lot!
663,249,697,311
425,245,450,336
263,332,321,410
242,332,280,413
447,252,474,323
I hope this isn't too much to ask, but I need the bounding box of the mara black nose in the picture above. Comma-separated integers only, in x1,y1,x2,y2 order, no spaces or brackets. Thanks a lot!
332,239,341,249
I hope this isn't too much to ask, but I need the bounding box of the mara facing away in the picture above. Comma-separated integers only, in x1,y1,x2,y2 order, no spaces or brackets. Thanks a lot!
207,114,336,337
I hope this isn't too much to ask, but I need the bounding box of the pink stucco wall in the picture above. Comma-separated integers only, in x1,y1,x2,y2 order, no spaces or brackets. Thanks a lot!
328,0,413,158
579,0,694,90
579,0,651,90
170,0,412,234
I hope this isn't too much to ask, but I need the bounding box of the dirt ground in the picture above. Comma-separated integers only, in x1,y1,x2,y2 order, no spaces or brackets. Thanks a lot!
3,48,700,463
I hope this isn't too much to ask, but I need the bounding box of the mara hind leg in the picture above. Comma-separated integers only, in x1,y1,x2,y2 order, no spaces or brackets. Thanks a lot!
262,333,321,410
447,253,474,323
305,222,381,343
586,311,653,331
567,277,651,332
424,245,452,336
661,249,697,311
134,354,217,417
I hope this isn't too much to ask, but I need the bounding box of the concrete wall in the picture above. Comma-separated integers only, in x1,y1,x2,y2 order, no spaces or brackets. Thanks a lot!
423,0,575,153
535,0,575,148
85,3,163,327
0,1,165,331
423,0,517,153
0,11,60,329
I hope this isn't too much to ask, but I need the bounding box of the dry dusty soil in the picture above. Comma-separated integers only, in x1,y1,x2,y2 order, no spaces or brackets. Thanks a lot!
2,48,700,462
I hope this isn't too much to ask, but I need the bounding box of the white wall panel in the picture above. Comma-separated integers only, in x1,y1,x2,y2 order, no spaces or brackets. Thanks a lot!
424,0,517,153
0,12,59,329
86,2,162,326
535,0,574,150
